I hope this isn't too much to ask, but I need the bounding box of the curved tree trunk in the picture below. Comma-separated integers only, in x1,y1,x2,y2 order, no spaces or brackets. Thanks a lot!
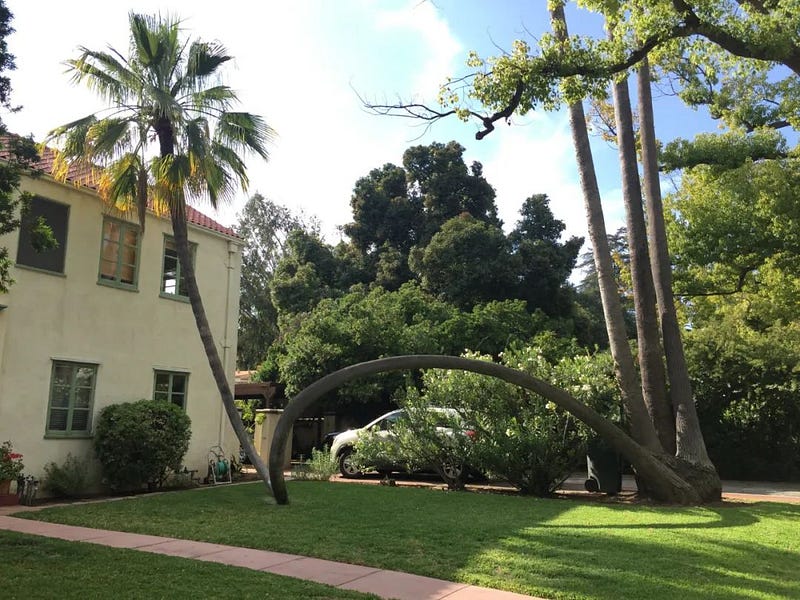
611,73,676,454
156,123,273,498
268,356,704,505
170,208,274,498
550,5,661,453
637,57,714,468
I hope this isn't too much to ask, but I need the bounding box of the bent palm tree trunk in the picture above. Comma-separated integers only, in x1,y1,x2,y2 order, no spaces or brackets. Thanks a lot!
269,356,702,505
170,206,273,497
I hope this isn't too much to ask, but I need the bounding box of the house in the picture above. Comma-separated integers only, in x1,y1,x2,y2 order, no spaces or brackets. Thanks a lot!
0,147,242,490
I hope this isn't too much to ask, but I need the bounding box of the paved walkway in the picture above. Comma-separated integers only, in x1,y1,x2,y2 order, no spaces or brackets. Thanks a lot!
0,514,540,600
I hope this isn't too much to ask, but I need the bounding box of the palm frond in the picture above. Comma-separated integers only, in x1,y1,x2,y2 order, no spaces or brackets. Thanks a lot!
66,48,138,104
215,112,275,160
86,118,136,162
185,40,232,83
96,152,143,212
46,115,98,149
185,85,237,113
129,13,179,69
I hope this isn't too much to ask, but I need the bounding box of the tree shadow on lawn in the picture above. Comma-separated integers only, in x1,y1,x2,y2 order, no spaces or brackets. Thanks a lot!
471,500,800,599
19,484,800,600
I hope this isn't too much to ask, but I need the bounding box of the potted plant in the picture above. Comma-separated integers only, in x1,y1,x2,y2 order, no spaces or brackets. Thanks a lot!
0,441,24,504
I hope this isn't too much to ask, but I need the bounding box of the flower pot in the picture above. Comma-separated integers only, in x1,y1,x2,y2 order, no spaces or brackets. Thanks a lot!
0,479,18,506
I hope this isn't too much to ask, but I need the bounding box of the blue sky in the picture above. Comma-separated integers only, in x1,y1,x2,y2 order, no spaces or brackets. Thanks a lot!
4,0,715,247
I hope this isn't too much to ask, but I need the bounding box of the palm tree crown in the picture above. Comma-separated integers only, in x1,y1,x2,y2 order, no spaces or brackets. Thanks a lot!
48,12,274,224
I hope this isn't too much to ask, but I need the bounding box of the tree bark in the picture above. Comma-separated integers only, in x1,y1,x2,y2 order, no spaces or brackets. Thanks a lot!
611,72,676,454
170,208,274,498
157,123,274,498
268,355,707,505
550,5,662,454
636,57,715,468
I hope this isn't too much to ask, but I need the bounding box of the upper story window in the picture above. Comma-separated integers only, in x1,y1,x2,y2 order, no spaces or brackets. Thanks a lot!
16,196,69,274
98,218,140,289
161,237,196,300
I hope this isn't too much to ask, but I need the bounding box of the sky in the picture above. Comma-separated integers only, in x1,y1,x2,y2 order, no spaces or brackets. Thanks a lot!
3,0,712,249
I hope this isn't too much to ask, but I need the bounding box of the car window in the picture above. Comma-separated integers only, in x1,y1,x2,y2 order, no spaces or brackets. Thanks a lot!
378,412,407,431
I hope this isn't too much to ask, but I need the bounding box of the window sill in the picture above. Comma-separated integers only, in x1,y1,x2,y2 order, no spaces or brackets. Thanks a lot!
97,279,139,292
159,292,191,304
14,263,66,278
44,432,93,440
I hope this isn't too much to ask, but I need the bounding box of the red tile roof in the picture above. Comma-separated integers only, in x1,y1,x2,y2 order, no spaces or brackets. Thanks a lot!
3,140,237,238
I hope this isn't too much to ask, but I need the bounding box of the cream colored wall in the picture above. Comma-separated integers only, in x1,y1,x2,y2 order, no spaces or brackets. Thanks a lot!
0,176,241,489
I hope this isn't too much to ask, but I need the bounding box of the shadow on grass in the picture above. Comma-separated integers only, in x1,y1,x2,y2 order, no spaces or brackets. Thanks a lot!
17,483,800,600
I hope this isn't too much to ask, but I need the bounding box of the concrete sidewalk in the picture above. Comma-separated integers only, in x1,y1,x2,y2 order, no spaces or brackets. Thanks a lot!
0,514,540,600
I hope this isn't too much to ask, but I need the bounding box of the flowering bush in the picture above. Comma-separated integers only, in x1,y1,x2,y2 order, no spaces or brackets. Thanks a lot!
0,441,24,481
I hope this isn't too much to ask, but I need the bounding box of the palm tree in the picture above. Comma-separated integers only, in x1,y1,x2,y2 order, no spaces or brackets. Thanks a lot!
46,12,276,497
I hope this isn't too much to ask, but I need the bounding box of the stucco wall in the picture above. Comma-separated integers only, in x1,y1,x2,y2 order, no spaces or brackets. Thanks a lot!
0,175,241,489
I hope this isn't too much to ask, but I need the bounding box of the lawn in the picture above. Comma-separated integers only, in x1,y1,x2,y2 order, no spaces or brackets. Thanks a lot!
0,529,374,599
15,482,800,600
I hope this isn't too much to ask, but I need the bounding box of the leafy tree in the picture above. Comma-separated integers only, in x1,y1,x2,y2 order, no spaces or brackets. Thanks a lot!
410,213,515,309
344,163,422,255
273,283,551,408
270,229,370,316
47,13,276,496
509,194,583,317
0,1,55,293
343,141,500,270
686,318,800,480
236,193,316,369
403,141,500,242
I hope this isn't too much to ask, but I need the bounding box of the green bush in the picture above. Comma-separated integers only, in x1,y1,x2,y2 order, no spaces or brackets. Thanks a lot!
42,453,94,498
94,400,191,492
291,448,339,481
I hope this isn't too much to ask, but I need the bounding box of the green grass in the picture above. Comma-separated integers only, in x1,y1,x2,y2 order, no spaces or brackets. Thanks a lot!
0,530,374,599
16,482,800,600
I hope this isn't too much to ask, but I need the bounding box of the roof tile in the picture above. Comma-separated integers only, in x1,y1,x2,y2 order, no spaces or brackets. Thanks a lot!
2,140,237,238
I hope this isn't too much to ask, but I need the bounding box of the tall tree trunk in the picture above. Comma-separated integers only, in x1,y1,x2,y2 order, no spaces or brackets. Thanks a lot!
170,207,274,497
611,73,676,454
156,123,273,498
636,57,714,468
550,5,662,453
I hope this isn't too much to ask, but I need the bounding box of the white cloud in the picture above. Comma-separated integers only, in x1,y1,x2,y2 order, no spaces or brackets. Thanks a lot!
375,1,463,96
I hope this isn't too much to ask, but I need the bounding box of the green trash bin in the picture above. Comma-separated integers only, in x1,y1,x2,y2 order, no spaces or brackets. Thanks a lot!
584,438,622,495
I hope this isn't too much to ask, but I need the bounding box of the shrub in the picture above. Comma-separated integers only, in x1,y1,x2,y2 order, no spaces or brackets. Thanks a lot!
42,453,94,498
291,447,339,481
94,400,191,491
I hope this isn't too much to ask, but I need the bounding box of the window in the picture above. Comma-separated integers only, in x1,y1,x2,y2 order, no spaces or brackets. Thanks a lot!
98,218,140,288
16,196,70,274
161,237,195,299
154,371,189,409
46,361,97,436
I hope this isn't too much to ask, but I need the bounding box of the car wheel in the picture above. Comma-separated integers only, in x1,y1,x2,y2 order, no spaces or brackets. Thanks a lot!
338,447,362,478
440,459,464,482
